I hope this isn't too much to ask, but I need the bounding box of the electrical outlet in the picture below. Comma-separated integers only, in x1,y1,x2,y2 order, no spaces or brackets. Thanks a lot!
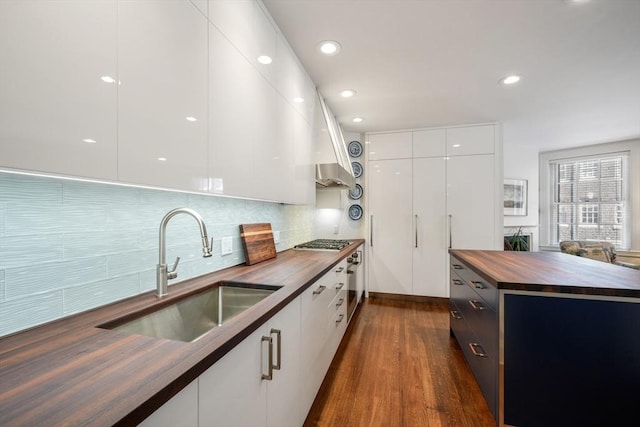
273,231,280,244
221,236,233,255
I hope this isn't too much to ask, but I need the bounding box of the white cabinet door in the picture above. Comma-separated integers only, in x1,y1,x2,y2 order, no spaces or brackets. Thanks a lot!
208,0,255,63
413,129,446,158
199,324,268,427
367,132,412,160
266,297,301,427
447,154,497,250
299,273,333,416
446,124,495,156
117,0,208,192
368,159,413,295
139,380,199,427
291,109,315,205
413,157,448,297
0,0,118,180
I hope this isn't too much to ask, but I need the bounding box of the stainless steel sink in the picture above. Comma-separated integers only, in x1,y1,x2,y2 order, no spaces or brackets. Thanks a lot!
103,282,281,342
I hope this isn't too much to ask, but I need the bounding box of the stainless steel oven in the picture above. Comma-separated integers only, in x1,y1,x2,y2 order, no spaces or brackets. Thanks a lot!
346,250,361,322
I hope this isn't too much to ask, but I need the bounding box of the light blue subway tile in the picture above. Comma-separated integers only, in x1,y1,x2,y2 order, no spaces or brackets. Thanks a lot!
139,188,188,207
60,204,107,232
0,234,64,268
3,203,64,236
63,273,140,315
139,269,156,293
107,249,157,278
0,173,63,204
0,269,5,301
0,203,5,236
0,290,64,337
63,230,141,259
62,180,140,206
5,257,107,299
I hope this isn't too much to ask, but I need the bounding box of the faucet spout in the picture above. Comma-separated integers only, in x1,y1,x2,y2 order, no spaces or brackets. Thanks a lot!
157,208,213,297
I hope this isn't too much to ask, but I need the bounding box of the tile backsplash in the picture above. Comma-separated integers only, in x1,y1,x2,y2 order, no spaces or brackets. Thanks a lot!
0,172,316,337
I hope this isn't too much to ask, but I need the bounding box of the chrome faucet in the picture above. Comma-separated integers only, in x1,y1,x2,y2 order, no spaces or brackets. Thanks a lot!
157,208,213,297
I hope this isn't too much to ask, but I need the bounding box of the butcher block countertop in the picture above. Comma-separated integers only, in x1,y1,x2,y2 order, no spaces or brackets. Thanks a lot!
449,249,640,298
0,240,364,427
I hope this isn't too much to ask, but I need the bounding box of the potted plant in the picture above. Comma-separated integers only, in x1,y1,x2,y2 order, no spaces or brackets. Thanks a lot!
504,227,529,251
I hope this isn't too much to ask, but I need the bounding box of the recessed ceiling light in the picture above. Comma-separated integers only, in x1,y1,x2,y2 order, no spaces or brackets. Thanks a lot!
352,117,364,123
185,116,197,122
318,40,341,56
340,89,356,98
82,138,97,144
500,75,521,85
157,157,167,162
101,75,116,83
293,97,304,103
257,55,273,65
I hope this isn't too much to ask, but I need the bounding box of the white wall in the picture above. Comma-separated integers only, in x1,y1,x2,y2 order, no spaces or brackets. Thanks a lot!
503,143,540,251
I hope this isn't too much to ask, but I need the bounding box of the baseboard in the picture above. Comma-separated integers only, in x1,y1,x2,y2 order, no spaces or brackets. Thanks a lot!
368,292,448,304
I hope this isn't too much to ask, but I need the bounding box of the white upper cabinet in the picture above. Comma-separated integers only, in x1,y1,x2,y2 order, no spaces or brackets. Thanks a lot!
446,124,495,156
367,132,413,160
413,128,446,158
208,0,255,63
117,0,209,192
253,3,278,86
292,109,316,205
0,0,118,180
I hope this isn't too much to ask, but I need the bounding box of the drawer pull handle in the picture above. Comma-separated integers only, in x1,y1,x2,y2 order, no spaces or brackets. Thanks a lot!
335,282,345,290
450,310,462,320
270,328,281,370
313,285,326,295
261,336,273,380
469,343,487,358
336,298,345,307
471,280,484,289
469,300,485,310
452,279,464,286
452,264,464,270
336,314,345,324
335,267,344,273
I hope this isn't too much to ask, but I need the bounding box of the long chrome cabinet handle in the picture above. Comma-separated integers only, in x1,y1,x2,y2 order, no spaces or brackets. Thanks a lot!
335,314,345,324
370,215,374,246
469,300,485,310
336,298,345,307
261,336,273,380
313,285,326,295
270,328,281,370
335,267,344,273
335,282,345,290
469,343,488,357
452,264,464,270
471,280,484,289
448,214,452,249
414,214,418,248
450,310,463,320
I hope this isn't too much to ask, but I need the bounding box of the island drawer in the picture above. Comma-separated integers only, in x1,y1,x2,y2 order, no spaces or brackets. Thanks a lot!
451,256,497,310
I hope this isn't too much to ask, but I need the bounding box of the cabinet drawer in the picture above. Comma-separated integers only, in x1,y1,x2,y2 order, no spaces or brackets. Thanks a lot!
450,270,497,360
451,259,497,310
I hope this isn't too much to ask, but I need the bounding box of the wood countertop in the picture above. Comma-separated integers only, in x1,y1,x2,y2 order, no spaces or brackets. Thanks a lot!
0,240,365,426
449,250,640,298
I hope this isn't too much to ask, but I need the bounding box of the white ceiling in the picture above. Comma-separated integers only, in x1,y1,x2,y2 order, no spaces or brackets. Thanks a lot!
263,0,640,152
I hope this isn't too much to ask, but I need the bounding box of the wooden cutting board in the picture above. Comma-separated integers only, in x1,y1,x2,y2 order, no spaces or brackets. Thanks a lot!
239,223,277,265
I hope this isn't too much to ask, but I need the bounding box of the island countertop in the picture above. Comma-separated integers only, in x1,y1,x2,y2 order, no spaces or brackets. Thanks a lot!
449,249,640,298
0,240,364,426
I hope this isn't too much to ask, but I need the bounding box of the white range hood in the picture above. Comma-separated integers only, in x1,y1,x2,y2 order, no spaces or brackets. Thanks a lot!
314,90,355,190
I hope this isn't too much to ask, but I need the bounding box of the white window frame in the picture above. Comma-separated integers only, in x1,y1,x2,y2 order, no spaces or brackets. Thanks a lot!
539,140,640,251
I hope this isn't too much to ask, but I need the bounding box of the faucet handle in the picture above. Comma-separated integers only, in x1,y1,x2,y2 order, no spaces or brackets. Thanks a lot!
167,256,181,279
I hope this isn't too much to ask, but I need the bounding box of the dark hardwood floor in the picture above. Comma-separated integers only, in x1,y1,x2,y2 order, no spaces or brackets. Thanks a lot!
304,296,495,427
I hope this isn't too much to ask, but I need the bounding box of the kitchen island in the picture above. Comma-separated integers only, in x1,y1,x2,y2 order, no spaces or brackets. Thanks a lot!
449,249,640,427
0,240,364,426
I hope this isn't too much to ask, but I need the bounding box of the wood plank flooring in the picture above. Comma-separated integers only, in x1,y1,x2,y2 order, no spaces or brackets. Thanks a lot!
304,297,495,427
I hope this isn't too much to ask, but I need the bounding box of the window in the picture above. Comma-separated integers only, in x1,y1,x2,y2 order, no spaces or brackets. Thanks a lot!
550,153,629,249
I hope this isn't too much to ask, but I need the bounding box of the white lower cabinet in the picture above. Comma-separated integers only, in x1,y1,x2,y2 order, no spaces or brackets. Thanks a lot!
198,296,301,427
139,380,199,427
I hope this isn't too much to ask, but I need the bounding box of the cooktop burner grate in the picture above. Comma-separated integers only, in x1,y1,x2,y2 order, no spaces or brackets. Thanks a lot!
293,239,352,251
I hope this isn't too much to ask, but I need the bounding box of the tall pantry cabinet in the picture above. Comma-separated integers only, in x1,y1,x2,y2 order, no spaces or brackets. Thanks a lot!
366,124,502,297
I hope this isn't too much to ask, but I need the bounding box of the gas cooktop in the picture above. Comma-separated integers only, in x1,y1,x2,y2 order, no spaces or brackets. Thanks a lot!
293,239,352,251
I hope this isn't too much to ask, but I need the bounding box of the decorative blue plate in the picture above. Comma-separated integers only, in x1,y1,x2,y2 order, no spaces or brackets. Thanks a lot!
352,161,363,178
348,204,363,221
348,140,363,158
348,183,363,200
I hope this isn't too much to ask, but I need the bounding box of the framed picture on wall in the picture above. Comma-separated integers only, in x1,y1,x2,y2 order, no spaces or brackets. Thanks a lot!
504,179,528,216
